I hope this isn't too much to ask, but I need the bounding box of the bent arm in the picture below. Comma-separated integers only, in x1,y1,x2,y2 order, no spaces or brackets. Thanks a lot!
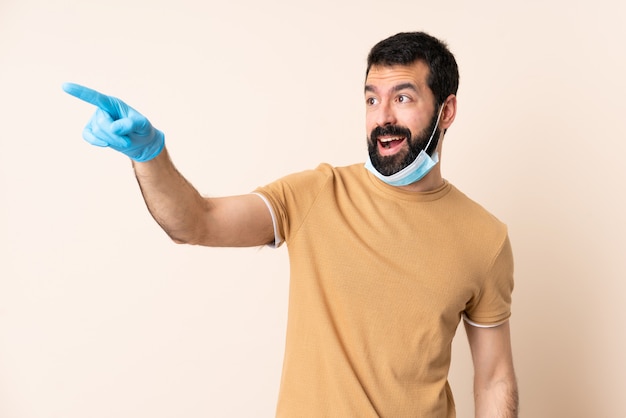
132,147,275,247
465,320,519,418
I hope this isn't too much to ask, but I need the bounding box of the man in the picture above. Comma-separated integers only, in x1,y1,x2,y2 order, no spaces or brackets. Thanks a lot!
63,32,518,417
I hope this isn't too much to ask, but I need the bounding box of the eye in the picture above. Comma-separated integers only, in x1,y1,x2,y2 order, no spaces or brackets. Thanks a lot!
397,94,412,103
366,96,379,106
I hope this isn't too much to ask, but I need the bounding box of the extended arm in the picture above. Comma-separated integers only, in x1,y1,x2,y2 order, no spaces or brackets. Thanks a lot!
465,320,518,417
132,148,274,246
63,83,274,247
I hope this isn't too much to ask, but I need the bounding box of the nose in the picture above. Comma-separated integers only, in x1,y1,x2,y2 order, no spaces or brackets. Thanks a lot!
375,100,396,127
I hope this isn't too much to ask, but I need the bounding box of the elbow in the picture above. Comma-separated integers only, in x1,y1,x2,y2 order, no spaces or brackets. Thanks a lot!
170,236,188,245
474,374,519,418
162,227,206,246
153,214,209,246
167,231,205,246
153,205,214,246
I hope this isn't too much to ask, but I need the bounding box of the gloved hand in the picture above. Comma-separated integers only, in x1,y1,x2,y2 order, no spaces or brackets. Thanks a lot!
62,82,165,162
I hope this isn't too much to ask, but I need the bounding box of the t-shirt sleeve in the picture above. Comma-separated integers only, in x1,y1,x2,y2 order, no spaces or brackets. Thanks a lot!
464,234,514,326
253,164,333,247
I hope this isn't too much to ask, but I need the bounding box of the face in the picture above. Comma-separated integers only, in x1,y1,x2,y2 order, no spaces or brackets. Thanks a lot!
365,62,441,176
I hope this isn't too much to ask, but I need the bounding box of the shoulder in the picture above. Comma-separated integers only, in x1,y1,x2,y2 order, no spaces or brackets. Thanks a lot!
448,184,505,221
314,162,366,179
444,183,509,241
255,163,365,207
268,163,366,190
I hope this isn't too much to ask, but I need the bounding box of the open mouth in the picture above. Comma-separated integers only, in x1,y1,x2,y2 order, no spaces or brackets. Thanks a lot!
378,136,406,154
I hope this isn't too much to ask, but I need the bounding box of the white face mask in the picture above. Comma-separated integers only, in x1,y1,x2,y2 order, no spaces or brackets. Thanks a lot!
364,105,444,187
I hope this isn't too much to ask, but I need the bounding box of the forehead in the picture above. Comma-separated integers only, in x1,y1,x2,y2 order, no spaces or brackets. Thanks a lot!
365,61,431,92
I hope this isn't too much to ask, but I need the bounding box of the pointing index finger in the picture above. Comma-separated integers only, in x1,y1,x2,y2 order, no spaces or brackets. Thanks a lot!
62,82,123,120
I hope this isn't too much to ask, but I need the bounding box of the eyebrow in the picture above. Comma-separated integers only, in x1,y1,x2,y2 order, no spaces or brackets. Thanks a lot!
364,82,420,94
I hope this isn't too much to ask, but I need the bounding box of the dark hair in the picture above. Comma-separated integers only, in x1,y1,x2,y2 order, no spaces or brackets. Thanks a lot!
366,32,459,105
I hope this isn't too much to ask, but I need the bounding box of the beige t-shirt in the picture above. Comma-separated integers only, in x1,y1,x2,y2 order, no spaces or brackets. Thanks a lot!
255,163,514,417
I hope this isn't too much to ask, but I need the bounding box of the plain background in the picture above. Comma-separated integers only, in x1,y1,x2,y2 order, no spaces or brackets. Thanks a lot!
1,0,625,417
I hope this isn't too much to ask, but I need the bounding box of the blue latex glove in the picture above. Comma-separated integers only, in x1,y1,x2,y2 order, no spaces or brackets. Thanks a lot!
62,82,165,162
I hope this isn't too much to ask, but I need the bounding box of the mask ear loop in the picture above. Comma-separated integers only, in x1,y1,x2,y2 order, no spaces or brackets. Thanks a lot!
423,104,446,155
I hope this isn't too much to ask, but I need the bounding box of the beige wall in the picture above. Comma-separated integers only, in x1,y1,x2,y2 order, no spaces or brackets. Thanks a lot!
1,0,625,416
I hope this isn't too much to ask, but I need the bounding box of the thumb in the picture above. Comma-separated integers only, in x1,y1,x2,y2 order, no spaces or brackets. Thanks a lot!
110,118,135,136
111,113,152,136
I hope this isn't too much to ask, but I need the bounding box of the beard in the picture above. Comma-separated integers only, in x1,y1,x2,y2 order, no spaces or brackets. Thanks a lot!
367,110,441,176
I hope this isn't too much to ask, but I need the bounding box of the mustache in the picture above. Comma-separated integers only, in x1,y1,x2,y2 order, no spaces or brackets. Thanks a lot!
370,125,412,142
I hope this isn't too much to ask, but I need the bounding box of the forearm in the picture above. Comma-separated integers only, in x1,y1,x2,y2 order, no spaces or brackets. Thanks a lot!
474,374,518,418
132,147,209,244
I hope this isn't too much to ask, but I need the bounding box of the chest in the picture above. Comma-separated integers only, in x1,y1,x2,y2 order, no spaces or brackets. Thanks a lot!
288,194,485,329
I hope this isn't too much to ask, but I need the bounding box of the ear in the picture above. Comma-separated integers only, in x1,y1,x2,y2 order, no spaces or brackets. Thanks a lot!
439,94,457,130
